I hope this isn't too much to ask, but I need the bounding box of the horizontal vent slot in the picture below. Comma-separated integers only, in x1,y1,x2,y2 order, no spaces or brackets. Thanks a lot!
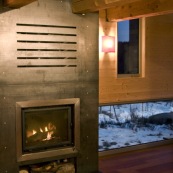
17,57,77,59
17,65,77,68
17,32,76,36
17,41,77,44
16,23,78,69
16,23,76,29
17,49,77,51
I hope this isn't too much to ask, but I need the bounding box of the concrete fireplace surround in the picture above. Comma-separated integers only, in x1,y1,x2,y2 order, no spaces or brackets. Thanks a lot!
0,0,98,172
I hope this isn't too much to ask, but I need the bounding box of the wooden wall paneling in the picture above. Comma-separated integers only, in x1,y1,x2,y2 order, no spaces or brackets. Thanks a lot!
100,83,173,97
99,69,116,78
100,77,173,104
99,10,117,104
99,58,116,69
100,91,173,104
99,11,173,104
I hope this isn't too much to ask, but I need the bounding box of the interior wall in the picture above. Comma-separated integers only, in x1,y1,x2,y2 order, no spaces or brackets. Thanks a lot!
99,11,173,104
0,0,98,172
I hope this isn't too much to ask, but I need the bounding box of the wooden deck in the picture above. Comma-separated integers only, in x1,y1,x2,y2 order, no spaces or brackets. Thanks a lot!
99,143,173,173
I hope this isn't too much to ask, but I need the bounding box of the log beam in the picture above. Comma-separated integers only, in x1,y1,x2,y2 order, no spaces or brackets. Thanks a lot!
72,0,173,22
4,0,36,8
107,0,173,21
71,0,141,13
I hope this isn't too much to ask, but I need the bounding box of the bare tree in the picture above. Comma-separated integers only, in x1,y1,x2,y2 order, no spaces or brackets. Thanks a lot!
112,105,119,123
129,104,138,123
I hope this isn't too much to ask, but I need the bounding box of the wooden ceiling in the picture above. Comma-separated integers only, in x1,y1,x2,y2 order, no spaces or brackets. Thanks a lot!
72,0,173,21
1,0,173,21
71,0,141,13
2,0,36,8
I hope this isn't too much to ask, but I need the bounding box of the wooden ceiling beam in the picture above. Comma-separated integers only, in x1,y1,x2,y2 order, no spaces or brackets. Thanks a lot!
71,0,95,13
4,0,36,8
71,0,141,13
107,0,173,21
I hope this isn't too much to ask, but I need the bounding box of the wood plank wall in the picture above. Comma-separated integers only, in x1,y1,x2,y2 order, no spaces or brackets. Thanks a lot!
99,10,173,104
0,0,98,172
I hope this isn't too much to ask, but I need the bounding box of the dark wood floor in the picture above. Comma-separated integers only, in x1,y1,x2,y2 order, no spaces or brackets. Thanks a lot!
99,144,173,173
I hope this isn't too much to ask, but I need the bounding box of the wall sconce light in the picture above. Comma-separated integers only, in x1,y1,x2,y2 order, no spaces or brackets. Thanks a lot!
102,36,115,53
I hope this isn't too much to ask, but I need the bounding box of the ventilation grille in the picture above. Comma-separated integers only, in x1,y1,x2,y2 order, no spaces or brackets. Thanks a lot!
16,23,77,68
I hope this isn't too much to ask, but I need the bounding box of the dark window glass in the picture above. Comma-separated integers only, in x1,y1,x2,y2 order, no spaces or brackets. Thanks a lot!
117,19,139,75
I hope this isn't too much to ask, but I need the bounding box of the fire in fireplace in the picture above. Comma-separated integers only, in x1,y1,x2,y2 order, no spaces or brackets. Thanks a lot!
23,106,73,152
16,98,80,162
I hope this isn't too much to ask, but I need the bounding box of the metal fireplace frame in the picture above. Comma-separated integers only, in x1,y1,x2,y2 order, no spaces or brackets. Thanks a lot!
16,98,80,163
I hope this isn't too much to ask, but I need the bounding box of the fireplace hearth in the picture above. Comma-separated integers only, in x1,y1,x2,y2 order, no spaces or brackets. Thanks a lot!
16,98,80,163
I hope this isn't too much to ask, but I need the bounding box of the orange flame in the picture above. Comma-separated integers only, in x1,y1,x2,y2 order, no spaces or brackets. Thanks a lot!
27,122,56,141
45,126,48,132
40,128,43,132
33,129,37,135
47,132,52,140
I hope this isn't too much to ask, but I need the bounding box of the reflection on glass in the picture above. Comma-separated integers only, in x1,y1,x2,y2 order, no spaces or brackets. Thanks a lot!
118,19,139,74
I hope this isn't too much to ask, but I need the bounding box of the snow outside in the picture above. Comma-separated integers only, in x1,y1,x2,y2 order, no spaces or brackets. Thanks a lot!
99,100,173,151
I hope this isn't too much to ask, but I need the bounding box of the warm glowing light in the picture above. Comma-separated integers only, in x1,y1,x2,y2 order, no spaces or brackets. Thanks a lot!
102,36,115,53
45,126,48,132
47,132,52,140
40,128,43,132
27,122,56,141
32,130,37,135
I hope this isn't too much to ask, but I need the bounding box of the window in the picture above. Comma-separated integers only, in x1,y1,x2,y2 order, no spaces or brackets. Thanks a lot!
99,99,173,153
117,18,145,77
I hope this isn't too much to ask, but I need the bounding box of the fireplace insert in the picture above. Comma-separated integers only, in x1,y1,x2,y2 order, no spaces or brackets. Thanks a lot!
16,98,80,162
22,106,73,152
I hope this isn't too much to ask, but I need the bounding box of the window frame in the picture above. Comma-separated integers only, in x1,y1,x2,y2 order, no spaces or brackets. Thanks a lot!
116,17,145,78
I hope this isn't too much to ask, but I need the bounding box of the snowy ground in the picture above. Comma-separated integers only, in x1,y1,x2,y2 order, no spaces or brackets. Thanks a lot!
99,101,173,152
99,122,173,151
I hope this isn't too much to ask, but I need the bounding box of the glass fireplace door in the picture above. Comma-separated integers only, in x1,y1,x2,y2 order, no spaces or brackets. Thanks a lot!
22,106,73,153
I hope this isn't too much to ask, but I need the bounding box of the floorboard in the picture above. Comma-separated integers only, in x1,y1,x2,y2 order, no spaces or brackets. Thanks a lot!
99,144,173,173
